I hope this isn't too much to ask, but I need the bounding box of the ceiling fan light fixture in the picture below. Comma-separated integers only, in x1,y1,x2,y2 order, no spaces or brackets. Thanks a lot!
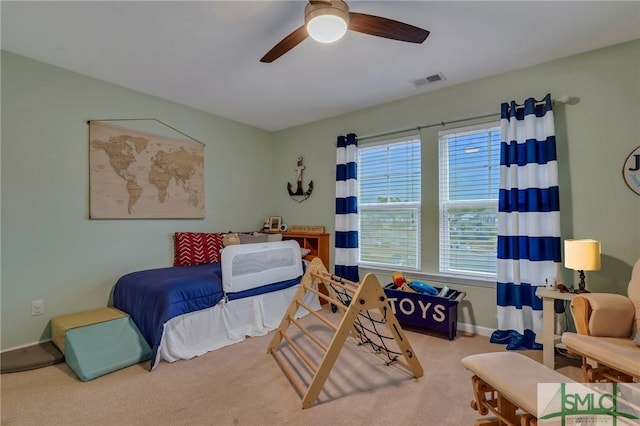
305,1,349,43
307,15,347,43
261,0,429,63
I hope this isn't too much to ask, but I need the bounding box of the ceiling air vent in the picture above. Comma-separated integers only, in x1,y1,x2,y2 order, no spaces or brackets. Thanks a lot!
413,72,446,87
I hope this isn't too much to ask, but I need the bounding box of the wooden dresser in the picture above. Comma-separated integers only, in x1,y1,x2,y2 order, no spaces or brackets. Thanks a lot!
280,232,330,269
281,232,330,303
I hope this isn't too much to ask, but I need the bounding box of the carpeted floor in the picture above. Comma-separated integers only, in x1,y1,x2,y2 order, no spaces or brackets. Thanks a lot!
1,306,581,426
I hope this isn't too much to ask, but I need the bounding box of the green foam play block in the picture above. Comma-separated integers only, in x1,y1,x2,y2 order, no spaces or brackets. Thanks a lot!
65,316,151,381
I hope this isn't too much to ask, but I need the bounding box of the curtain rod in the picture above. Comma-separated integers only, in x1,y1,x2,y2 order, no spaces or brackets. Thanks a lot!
87,118,204,145
358,111,498,142
358,95,570,142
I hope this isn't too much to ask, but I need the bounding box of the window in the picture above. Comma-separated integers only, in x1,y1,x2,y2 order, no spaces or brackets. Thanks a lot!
358,137,421,269
439,123,500,277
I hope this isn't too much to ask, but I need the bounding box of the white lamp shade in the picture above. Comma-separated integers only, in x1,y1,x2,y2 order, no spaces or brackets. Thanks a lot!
305,1,349,44
564,239,601,271
307,15,348,43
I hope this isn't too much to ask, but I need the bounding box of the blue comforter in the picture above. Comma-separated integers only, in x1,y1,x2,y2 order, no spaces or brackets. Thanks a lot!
113,263,225,368
113,261,304,370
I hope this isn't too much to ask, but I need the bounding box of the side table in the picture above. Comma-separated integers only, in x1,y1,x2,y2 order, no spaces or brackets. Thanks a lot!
535,287,575,369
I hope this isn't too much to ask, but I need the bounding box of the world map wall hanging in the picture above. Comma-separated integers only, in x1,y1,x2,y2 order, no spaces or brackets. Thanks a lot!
89,120,205,219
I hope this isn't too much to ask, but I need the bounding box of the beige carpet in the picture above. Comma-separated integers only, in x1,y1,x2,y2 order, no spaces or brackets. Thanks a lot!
1,307,581,426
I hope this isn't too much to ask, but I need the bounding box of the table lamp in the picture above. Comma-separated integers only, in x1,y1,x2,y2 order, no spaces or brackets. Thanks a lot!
564,239,601,293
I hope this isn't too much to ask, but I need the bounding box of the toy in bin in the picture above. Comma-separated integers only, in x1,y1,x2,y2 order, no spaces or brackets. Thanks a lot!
391,271,465,302
386,271,466,339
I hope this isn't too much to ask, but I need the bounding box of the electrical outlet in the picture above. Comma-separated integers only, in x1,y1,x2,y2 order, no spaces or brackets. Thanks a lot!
31,299,44,316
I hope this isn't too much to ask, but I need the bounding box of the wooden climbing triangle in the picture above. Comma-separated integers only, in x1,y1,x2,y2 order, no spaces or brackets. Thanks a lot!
267,257,423,409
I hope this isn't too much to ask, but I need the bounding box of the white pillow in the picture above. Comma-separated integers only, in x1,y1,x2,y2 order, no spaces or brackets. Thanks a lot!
238,233,268,244
267,233,283,242
300,248,311,258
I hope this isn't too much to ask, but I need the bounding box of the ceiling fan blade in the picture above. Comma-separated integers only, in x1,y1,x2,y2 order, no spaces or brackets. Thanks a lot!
260,26,309,63
348,12,429,44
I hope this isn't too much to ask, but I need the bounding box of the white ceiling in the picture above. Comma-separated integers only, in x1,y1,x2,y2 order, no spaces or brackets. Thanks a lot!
2,1,639,131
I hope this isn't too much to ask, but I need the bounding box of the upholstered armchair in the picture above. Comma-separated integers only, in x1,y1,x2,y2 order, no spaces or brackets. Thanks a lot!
561,257,640,382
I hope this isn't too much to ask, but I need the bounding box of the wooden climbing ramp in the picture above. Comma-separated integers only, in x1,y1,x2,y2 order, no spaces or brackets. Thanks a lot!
267,258,423,408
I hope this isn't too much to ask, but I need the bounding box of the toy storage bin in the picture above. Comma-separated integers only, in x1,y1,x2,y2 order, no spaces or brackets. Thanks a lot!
384,283,463,340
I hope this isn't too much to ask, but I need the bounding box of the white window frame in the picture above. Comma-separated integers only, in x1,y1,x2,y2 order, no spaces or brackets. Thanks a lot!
358,136,421,270
438,122,500,279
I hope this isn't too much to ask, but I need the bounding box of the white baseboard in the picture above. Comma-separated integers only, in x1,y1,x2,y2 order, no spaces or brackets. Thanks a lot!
457,322,494,337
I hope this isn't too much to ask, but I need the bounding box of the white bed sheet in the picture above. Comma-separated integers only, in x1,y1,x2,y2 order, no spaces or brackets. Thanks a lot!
154,283,320,369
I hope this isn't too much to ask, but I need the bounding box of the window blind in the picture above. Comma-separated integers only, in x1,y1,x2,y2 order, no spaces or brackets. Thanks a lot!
358,138,421,269
439,123,500,276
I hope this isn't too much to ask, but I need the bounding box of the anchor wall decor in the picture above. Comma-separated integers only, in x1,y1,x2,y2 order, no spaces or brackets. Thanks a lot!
287,155,313,203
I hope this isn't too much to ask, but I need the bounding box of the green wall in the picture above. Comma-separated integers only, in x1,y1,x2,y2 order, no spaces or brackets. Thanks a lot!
1,51,275,349
271,40,640,332
2,40,639,350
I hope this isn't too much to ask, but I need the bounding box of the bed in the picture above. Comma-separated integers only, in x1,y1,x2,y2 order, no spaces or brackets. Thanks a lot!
113,237,321,370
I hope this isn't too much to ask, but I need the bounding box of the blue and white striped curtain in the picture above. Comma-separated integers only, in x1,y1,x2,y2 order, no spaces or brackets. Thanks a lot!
335,133,359,282
490,94,562,350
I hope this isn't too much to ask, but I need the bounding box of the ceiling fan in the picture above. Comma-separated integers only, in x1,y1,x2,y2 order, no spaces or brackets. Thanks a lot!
260,0,430,63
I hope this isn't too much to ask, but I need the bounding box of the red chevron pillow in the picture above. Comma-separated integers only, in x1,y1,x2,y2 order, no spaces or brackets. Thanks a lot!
173,232,225,266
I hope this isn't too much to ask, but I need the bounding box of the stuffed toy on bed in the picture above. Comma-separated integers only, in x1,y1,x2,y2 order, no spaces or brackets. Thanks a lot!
222,232,240,247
